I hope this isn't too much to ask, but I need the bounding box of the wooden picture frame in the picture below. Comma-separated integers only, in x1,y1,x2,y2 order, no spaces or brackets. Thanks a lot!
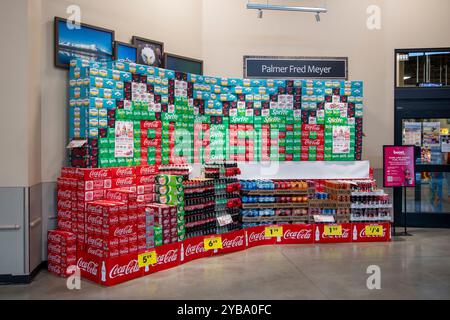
114,41,138,63
132,36,164,67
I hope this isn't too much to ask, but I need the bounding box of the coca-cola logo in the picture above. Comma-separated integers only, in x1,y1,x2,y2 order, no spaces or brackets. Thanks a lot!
87,214,103,225
185,242,205,256
58,221,71,229
89,170,109,179
107,192,123,201
303,139,322,146
116,168,133,177
47,253,60,263
248,231,267,242
87,247,103,257
48,243,61,253
114,225,134,237
58,200,72,209
48,234,61,243
58,190,72,198
157,249,178,265
77,257,99,275
109,259,139,279
222,235,244,248
138,176,154,184
284,229,312,240
86,236,103,247
115,177,134,186
303,124,321,131
87,205,103,214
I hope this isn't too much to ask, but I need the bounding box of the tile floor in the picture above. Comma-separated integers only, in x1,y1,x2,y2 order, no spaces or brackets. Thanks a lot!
1,228,449,300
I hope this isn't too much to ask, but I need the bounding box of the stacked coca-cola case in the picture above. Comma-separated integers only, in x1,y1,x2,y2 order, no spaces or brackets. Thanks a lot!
49,165,159,277
47,230,77,277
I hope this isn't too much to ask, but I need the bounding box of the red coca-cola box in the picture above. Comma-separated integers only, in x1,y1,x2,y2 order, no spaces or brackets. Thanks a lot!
136,175,155,186
76,168,112,181
213,230,246,255
244,226,277,248
110,177,136,189
351,222,391,242
57,198,72,211
136,165,159,176
48,230,77,245
314,223,353,243
137,194,155,203
48,262,72,278
86,212,119,226
102,223,136,239
48,241,77,256
141,120,162,129
302,124,324,132
77,189,105,202
137,184,155,195
57,188,74,200
77,179,109,191
57,209,72,220
57,219,75,233
179,236,212,264
105,188,137,203
110,166,136,178
301,139,324,147
47,251,77,268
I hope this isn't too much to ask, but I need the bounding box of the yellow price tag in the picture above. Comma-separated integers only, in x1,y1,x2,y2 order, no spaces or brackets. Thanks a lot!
204,236,222,250
138,251,157,268
265,226,283,238
324,225,342,236
365,225,383,236
440,128,449,135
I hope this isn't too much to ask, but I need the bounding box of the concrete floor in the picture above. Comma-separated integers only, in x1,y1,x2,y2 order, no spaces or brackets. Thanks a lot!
1,228,450,300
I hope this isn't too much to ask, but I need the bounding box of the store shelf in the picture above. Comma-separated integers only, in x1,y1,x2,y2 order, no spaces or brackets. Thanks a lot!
351,190,387,196
242,216,309,223
350,216,392,222
351,204,393,209
241,188,313,195
242,203,308,209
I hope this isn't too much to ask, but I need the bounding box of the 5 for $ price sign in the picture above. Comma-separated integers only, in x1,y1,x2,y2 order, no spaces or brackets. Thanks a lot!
138,251,157,268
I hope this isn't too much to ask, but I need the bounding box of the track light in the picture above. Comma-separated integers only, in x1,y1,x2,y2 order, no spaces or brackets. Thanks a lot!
257,9,263,18
247,3,327,21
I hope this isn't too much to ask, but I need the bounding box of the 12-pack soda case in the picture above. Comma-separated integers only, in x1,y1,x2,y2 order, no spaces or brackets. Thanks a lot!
68,58,364,167
76,222,391,286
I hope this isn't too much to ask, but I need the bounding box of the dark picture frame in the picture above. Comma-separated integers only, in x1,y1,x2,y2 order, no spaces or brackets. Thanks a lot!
54,16,115,69
132,36,164,67
164,52,204,75
114,41,138,63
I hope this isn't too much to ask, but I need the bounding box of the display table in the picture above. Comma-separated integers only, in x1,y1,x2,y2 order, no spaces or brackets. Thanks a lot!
77,222,390,286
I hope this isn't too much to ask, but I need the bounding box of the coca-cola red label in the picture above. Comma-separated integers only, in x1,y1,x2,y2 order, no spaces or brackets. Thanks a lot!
111,177,136,189
278,224,314,245
245,226,276,248
180,236,212,264
57,199,72,210
351,222,391,243
143,242,180,275
57,189,73,199
112,224,135,238
111,167,135,178
76,168,111,180
136,165,158,176
214,230,246,255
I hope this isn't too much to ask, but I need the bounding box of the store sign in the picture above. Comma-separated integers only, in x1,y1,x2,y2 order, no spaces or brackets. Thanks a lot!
265,226,283,238
244,56,348,79
138,251,157,268
383,145,416,187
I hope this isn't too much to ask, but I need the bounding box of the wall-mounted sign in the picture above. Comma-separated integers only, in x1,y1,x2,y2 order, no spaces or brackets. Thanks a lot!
383,145,416,188
243,56,348,79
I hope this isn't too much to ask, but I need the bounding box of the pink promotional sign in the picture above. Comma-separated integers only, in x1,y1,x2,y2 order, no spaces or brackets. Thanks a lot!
383,145,416,187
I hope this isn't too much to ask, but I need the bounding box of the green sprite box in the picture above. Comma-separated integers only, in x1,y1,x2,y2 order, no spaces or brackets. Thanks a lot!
278,154,286,161
155,174,184,186
108,158,118,167
279,139,286,147
99,138,109,148
99,158,109,167
270,154,279,161
293,154,301,161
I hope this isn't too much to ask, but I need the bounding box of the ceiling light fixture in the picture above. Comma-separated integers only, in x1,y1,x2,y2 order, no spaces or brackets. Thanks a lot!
247,2,327,22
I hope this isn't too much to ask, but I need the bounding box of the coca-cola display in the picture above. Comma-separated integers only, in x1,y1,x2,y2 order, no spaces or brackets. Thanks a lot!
204,163,242,234
146,204,177,246
47,230,77,277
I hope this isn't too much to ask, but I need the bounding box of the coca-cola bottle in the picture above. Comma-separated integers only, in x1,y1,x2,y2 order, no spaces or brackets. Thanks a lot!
315,226,320,242
101,261,106,282
352,225,357,241
180,243,184,262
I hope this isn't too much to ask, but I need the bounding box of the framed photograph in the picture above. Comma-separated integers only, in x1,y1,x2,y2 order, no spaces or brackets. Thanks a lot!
132,36,164,67
164,53,203,75
114,41,137,63
54,17,115,69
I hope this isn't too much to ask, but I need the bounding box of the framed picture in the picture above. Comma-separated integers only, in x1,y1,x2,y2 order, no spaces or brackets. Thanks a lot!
114,41,137,63
132,36,164,67
54,17,115,69
164,53,203,75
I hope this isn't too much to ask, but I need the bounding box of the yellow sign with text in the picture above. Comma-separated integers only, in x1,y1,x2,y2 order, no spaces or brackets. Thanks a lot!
265,226,283,237
138,251,157,268
324,225,342,236
365,225,383,236
204,236,223,250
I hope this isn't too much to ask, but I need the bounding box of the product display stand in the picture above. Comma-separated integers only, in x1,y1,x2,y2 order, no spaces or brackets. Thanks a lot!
393,187,412,237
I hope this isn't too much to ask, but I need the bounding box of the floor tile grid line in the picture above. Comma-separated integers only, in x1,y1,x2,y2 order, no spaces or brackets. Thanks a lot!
275,246,331,300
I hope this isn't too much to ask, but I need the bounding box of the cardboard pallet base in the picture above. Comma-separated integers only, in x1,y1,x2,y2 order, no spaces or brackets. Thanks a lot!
76,222,391,286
